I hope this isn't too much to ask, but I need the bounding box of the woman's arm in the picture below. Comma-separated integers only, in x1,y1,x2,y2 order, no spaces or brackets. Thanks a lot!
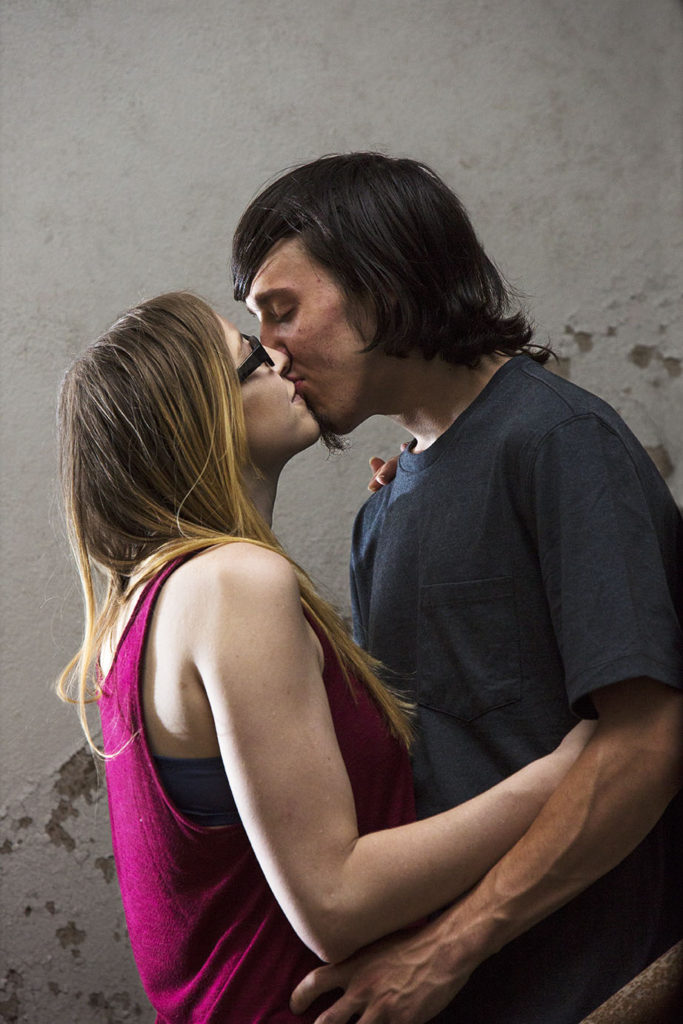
181,544,588,963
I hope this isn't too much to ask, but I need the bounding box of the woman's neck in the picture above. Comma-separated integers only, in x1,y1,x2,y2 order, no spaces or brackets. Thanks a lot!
244,467,279,527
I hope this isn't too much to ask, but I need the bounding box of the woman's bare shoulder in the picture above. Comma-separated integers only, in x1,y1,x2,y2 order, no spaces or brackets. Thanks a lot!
163,542,300,616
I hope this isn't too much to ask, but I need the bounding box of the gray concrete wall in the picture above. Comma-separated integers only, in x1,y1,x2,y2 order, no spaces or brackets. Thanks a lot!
1,0,681,1020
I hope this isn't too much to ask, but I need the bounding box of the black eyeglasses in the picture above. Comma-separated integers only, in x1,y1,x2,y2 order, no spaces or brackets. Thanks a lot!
237,334,275,383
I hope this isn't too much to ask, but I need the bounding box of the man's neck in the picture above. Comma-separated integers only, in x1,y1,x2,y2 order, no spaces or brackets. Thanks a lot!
384,353,510,452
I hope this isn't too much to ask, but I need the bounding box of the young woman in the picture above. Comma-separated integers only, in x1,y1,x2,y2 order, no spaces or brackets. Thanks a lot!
57,292,589,1023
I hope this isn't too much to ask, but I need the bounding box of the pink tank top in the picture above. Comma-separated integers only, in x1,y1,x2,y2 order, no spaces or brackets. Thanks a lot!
99,557,416,1023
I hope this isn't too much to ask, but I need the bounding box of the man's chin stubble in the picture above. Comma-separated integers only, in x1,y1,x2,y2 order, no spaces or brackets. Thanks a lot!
310,407,349,453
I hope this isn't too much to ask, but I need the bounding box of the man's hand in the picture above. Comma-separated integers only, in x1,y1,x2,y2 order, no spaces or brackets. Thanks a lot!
290,919,470,1024
292,678,683,1023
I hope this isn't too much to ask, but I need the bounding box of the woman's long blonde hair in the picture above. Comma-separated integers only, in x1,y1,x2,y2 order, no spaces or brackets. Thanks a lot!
57,291,413,753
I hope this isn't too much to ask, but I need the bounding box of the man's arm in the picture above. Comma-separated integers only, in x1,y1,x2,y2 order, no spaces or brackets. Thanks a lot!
445,676,682,961
291,676,683,1024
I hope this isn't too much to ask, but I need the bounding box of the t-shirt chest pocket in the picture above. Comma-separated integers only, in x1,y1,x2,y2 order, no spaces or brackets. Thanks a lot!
417,577,522,721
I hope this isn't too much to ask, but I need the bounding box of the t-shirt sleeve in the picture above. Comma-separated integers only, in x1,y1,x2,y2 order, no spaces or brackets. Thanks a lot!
350,506,369,650
526,412,683,714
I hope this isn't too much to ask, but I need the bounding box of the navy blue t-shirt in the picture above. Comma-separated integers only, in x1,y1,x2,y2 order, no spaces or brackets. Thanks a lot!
351,355,683,1023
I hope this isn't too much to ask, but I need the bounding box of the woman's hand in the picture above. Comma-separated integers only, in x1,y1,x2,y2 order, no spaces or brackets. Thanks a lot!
552,719,597,774
368,447,407,491
502,720,597,816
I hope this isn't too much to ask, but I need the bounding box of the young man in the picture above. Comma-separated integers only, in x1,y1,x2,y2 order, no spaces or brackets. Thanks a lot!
232,153,683,1023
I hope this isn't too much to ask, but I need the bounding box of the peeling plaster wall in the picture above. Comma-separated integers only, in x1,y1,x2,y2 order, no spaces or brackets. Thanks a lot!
1,1,681,1020
0,749,149,1022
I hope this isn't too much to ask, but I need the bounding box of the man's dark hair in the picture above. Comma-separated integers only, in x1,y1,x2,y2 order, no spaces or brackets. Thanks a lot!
232,152,549,366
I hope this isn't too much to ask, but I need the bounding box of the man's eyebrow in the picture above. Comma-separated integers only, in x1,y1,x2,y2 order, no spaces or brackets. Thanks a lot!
245,287,294,313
